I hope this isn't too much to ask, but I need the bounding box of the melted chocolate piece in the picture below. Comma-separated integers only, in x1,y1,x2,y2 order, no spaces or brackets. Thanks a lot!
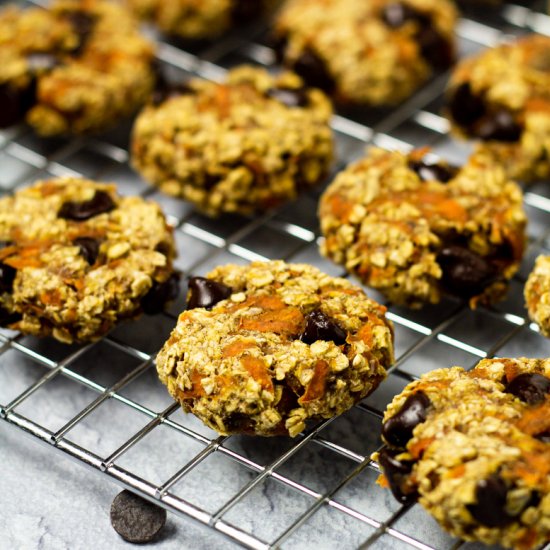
0,306,22,326
58,191,115,221
378,448,418,503
448,82,486,128
300,309,347,346
437,245,496,298
408,159,458,183
266,87,309,108
74,237,100,265
416,26,454,70
0,263,16,293
142,273,180,315
63,10,97,56
187,276,232,310
475,109,522,142
506,373,550,405
293,49,335,93
467,475,514,528
382,391,431,447
224,412,255,433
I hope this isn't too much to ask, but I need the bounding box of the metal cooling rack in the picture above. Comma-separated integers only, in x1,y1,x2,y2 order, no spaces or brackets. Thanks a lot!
2,1,550,549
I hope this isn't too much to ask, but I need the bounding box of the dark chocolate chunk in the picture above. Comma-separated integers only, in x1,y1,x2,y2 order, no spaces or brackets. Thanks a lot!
63,10,97,56
448,82,486,128
300,309,347,346
276,384,299,415
266,87,309,108
232,0,263,23
408,159,458,183
74,237,100,265
26,53,59,72
378,448,418,504
382,391,431,447
382,2,422,27
292,49,335,93
0,263,16,293
0,306,22,326
142,273,180,314
224,412,255,433
506,373,550,405
467,474,514,527
110,490,166,544
187,276,232,310
0,83,33,128
58,191,115,221
416,26,454,71
475,109,522,142
437,245,496,298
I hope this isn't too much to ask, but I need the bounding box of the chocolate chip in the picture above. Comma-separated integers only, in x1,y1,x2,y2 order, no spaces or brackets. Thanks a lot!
292,49,335,93
506,373,550,405
475,109,522,142
467,474,514,527
416,26,454,71
300,309,347,346
232,0,262,23
408,159,458,183
224,412,255,433
187,276,232,310
266,87,309,108
110,490,166,544
382,391,431,447
63,10,97,56
382,2,422,27
0,306,22,326
0,263,16,293
0,83,33,128
378,448,418,503
58,191,115,221
73,237,100,265
448,82,486,128
437,245,496,298
26,53,59,72
142,273,180,315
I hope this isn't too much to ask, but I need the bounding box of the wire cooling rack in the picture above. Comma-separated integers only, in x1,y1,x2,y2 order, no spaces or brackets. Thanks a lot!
2,1,550,549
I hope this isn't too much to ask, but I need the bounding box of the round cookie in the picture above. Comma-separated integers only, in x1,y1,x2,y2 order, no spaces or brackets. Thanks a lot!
373,358,550,550
445,35,550,182
131,65,334,217
0,0,156,136
319,147,526,308
156,260,394,437
0,177,177,344
126,0,278,40
525,255,550,338
272,0,457,106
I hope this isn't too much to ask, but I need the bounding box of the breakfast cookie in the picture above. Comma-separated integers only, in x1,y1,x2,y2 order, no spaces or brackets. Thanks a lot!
373,358,550,550
0,0,156,136
445,34,550,182
126,0,278,40
271,0,457,105
156,260,394,437
0,177,177,344
319,147,526,308
525,255,550,338
131,65,334,217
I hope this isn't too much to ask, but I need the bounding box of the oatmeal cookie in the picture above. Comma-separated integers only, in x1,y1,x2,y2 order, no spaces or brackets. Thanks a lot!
525,255,550,338
271,0,457,105
0,0,156,136
445,35,550,182
319,147,526,308
156,260,394,437
0,177,177,344
372,358,550,550
131,65,334,217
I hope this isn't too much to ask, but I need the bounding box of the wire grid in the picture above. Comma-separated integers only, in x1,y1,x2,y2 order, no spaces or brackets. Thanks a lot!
1,1,550,549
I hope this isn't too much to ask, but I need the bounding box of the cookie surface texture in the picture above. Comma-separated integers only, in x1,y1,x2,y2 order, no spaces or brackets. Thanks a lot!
156,260,394,437
0,177,177,343
373,358,550,550
0,0,156,135
319,147,526,308
445,34,550,182
131,65,334,217
525,255,550,338
273,0,457,105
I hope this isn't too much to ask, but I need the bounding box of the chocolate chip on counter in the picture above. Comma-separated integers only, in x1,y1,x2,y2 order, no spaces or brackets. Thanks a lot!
73,237,100,265
0,263,16,293
467,474,514,527
58,191,116,221
266,87,309,108
408,159,458,183
506,373,550,405
292,49,335,93
142,273,181,314
437,245,496,298
187,276,232,310
417,26,454,71
378,448,419,504
26,53,59,72
381,391,431,447
382,2,421,27
0,306,22,326
448,82,486,128
300,309,347,346
0,83,34,128
110,490,167,544
475,109,522,142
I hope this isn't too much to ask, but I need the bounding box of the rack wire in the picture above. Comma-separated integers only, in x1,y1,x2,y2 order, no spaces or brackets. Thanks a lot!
1,1,550,548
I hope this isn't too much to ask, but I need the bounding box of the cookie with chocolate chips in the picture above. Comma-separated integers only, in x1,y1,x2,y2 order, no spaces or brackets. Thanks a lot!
272,0,457,105
0,177,177,343
319,147,526,308
131,65,334,217
156,260,394,437
372,358,550,550
0,0,155,136
445,34,550,182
